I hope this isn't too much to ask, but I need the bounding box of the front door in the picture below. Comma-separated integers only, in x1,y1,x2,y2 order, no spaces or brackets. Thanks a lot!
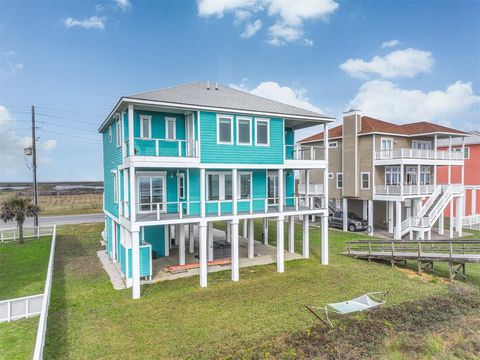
267,173,278,205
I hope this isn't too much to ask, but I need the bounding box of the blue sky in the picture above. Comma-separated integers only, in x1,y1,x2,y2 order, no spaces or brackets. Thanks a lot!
0,0,479,182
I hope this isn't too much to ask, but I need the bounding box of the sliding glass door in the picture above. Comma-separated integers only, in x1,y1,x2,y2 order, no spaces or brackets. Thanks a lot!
137,174,166,213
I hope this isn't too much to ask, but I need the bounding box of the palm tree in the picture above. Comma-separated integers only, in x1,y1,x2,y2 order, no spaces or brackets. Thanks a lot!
0,195,40,244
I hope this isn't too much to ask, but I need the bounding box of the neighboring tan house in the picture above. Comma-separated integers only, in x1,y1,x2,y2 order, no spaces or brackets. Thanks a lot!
298,110,468,240
437,131,480,229
99,82,333,299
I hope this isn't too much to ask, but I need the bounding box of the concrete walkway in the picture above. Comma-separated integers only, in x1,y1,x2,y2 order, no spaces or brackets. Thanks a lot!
97,251,126,290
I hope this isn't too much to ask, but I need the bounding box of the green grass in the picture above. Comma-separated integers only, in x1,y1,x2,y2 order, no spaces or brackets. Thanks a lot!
43,221,453,359
0,236,51,300
0,317,39,360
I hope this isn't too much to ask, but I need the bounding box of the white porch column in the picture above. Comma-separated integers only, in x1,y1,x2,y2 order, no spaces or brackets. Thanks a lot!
395,201,402,240
417,164,421,195
472,189,477,216
323,123,329,212
449,198,454,238
200,168,206,218
302,215,309,258
457,196,463,237
243,219,247,238
248,219,254,259
400,165,404,197
434,134,438,186
131,230,141,299
362,200,368,221
288,216,295,254
232,168,238,216
188,224,194,254
226,222,231,243
129,167,136,223
427,229,432,240
305,169,310,209
164,225,170,256
263,218,269,245
367,200,374,236
231,219,239,281
128,104,134,157
178,224,185,266
276,216,285,273
278,169,284,212
198,221,208,287
342,198,348,231
439,212,445,235
388,201,394,234
207,222,214,261
321,215,328,265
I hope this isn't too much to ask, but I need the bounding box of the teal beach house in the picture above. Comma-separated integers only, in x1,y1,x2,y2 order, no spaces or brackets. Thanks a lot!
98,82,333,299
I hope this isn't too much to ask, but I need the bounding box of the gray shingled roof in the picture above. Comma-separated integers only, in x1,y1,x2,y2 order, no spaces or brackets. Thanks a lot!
438,130,480,146
127,82,330,119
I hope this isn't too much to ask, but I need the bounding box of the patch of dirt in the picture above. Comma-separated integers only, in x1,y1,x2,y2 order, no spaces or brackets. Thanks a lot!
396,267,449,284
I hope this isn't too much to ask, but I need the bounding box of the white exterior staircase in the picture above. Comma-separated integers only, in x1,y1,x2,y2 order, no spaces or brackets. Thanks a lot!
400,184,463,237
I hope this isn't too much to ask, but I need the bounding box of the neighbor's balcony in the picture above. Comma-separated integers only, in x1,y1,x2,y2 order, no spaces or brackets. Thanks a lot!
121,194,326,223
285,145,327,168
375,184,436,197
298,183,324,195
375,149,463,162
125,138,199,158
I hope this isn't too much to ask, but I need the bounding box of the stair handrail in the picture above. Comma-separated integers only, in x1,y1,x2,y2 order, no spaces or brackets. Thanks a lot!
417,185,442,218
425,185,455,225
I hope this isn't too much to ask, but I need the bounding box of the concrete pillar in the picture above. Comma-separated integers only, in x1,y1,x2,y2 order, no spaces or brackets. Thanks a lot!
388,201,394,233
302,215,309,258
342,198,348,231
288,216,295,254
367,200,374,236
188,224,194,254
276,216,284,273
457,196,463,237
131,230,140,299
199,222,207,287
226,222,231,243
207,222,214,261
362,200,368,220
449,199,454,239
164,225,170,256
439,213,445,235
231,220,239,282
178,224,185,266
263,218,269,245
321,215,328,265
278,169,284,212
200,168,206,218
395,201,402,240
248,219,254,259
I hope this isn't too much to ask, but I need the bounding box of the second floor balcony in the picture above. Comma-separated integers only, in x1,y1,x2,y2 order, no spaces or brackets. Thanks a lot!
126,138,199,158
375,148,464,163
375,184,436,197
285,145,327,167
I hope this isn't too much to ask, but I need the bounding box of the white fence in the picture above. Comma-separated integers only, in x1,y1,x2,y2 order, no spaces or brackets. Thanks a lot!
0,225,55,243
33,225,57,360
0,294,43,322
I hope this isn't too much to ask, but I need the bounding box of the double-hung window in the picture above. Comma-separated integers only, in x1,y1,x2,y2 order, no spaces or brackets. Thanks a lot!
217,115,233,144
140,115,151,139
113,172,118,203
336,173,343,189
255,118,269,146
166,117,176,140
207,173,232,201
385,166,401,185
237,117,252,145
238,173,252,199
178,173,185,199
115,120,122,148
361,172,370,190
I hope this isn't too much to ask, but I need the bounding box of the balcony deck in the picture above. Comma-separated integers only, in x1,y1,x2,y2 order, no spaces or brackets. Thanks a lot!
374,148,464,165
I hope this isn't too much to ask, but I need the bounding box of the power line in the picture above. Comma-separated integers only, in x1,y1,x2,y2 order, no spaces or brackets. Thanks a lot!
38,129,102,143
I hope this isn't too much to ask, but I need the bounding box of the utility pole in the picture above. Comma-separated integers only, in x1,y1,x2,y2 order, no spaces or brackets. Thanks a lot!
31,105,39,228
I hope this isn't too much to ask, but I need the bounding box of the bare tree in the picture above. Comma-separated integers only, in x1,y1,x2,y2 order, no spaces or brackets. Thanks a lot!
0,196,40,244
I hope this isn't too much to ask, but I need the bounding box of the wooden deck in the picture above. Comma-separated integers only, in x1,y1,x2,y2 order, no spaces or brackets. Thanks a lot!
342,239,480,281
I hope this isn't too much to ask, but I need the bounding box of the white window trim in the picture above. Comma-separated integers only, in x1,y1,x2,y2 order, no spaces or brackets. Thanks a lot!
328,173,334,180
108,126,113,143
412,140,432,150
112,171,118,203
380,137,394,159
336,173,343,189
116,120,122,148
178,173,185,200
216,115,234,145
237,171,253,200
165,117,176,140
139,115,152,139
136,171,167,213
453,146,470,159
255,118,270,146
206,171,233,201
361,172,370,190
329,140,338,148
236,116,252,146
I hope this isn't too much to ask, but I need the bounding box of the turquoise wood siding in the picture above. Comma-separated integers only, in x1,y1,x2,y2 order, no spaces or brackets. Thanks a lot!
188,169,201,216
102,122,123,217
105,216,112,255
285,127,294,160
143,225,165,257
125,247,151,278
120,243,127,275
199,112,284,164
285,170,294,206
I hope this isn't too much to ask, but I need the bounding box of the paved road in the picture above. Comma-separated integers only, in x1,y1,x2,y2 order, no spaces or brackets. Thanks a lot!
0,213,104,229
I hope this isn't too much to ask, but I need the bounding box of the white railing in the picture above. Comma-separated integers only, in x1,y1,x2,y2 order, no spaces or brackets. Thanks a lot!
286,144,325,161
0,294,43,323
33,225,57,360
0,225,55,243
127,138,199,158
452,215,480,227
376,148,464,161
298,183,324,195
375,184,435,196
417,185,442,218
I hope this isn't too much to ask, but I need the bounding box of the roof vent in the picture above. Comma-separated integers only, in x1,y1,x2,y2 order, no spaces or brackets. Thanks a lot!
206,81,210,90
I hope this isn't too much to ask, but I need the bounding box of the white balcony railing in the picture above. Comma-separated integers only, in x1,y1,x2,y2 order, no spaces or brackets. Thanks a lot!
298,183,324,195
125,138,199,158
375,184,435,196
286,145,325,161
375,148,464,161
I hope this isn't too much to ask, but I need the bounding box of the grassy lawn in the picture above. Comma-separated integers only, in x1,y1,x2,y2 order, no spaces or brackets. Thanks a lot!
0,236,51,300
42,221,460,359
0,317,39,360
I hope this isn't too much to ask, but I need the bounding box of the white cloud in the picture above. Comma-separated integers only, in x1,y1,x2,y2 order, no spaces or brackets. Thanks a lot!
349,80,480,127
114,0,131,11
381,39,400,48
231,80,323,113
340,48,434,79
42,139,57,151
1,51,24,76
64,16,106,30
241,19,262,38
197,0,339,45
